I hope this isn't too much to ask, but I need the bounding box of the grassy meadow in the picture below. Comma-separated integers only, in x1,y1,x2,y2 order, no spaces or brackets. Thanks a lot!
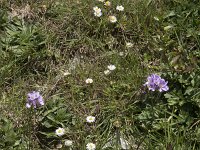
1,0,200,149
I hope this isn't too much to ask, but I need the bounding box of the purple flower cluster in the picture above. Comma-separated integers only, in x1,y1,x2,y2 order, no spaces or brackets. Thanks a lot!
144,74,169,92
26,91,44,108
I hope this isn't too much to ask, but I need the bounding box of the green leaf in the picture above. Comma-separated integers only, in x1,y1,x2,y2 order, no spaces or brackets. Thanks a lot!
42,121,53,128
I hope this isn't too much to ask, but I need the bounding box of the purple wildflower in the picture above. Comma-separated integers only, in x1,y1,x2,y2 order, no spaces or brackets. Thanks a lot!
158,79,169,92
26,91,44,108
144,74,169,92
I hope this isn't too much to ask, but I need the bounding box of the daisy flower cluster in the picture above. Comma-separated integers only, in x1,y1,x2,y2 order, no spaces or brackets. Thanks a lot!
53,116,96,149
104,64,116,75
85,115,96,149
25,75,169,149
25,69,169,150
93,0,125,23
25,59,169,150
93,1,133,52
55,127,73,148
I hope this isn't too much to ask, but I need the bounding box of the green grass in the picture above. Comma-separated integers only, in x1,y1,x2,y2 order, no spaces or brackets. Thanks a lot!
1,0,200,149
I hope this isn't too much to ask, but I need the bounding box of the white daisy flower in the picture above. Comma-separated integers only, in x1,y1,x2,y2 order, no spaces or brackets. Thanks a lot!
86,143,96,150
126,42,133,48
86,116,96,123
85,78,93,84
116,5,124,11
107,65,116,71
94,11,102,17
93,6,102,17
55,127,65,136
104,1,111,7
93,6,99,11
65,140,73,146
108,16,117,23
98,0,105,2
104,70,110,75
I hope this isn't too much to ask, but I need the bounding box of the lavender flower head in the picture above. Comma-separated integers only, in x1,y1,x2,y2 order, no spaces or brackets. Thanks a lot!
26,91,44,108
144,74,169,92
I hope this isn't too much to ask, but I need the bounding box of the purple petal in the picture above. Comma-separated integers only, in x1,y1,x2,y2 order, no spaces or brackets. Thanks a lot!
161,85,169,92
27,93,34,101
32,100,37,108
34,91,40,99
38,96,44,106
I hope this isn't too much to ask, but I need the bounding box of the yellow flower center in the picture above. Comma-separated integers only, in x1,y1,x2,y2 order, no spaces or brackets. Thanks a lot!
58,129,62,133
105,1,111,6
